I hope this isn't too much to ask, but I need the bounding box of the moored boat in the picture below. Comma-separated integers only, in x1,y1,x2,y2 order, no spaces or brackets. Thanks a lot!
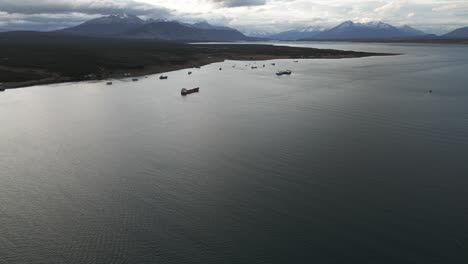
181,87,200,96
106,82,112,85
276,70,292,76
160,75,168,80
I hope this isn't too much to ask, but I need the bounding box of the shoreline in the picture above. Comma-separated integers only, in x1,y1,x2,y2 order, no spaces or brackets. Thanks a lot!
0,38,395,90
2,54,392,90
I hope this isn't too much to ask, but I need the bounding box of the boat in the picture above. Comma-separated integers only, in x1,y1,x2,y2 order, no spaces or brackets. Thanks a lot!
251,66,258,69
276,70,292,76
132,78,138,82
188,71,192,75
106,82,112,85
159,75,168,80
181,87,200,96
271,63,276,66
219,68,222,71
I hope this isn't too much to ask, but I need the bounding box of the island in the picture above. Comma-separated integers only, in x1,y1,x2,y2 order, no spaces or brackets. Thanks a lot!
0,32,394,89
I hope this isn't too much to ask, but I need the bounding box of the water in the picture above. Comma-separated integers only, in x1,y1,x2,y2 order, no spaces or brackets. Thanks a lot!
1,42,468,263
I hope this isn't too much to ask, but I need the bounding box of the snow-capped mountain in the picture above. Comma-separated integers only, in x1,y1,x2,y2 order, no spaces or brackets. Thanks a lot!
60,14,145,35
268,26,327,40
58,15,248,41
83,14,145,25
191,22,234,31
309,21,428,40
126,20,248,41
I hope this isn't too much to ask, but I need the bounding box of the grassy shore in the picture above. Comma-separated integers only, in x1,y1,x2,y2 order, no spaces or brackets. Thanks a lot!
0,33,393,89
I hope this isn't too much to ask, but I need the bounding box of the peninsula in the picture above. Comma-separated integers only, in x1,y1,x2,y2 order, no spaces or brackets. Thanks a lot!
0,32,393,89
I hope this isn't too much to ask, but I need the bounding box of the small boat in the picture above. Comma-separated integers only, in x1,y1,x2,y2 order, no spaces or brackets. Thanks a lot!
188,71,192,75
219,68,222,71
271,63,276,66
106,82,112,85
160,75,168,80
276,70,292,76
293,60,299,63
263,65,265,67
132,78,138,82
251,66,258,69
181,87,200,96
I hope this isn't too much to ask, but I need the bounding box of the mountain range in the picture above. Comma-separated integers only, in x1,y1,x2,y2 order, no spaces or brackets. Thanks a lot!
266,21,431,41
443,26,468,38
60,14,249,41
4,14,467,42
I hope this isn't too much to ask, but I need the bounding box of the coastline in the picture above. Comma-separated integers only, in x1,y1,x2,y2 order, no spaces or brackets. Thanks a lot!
0,36,395,90
1,53,393,90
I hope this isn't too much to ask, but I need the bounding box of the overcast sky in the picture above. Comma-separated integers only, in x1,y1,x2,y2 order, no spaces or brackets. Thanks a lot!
0,0,467,34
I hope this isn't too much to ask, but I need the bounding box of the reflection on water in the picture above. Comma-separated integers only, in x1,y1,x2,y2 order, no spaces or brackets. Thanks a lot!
1,42,468,263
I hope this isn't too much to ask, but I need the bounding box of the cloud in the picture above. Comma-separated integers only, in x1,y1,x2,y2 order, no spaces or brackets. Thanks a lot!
432,4,457,12
374,0,408,14
1,0,468,35
0,0,170,16
209,0,266,8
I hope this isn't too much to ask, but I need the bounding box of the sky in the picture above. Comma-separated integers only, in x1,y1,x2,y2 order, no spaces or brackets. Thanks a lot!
0,0,467,34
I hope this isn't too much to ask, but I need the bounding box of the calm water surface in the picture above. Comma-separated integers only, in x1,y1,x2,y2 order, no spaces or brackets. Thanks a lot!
1,42,468,263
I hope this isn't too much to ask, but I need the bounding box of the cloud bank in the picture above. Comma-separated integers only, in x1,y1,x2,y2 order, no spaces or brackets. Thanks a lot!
0,0,467,34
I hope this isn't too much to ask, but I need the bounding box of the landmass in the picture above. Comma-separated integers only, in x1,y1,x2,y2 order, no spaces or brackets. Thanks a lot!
0,32,394,90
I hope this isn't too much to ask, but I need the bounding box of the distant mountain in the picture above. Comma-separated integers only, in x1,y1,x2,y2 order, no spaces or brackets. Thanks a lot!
58,15,247,41
398,25,426,36
307,21,427,40
269,26,327,40
443,26,468,38
124,20,248,41
60,14,145,36
191,21,233,31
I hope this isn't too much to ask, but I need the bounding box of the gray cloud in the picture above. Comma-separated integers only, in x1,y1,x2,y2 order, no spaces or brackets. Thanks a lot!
1,0,467,34
0,0,173,31
0,0,170,16
209,0,266,8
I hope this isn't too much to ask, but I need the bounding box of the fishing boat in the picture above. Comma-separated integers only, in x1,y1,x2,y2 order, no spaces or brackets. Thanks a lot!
251,66,258,69
181,87,200,96
276,70,292,76
106,82,112,85
132,78,138,82
159,75,168,80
